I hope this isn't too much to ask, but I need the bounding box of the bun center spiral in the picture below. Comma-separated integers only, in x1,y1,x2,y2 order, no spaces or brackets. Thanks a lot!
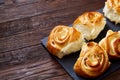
74,42,110,78
53,26,70,44
82,42,105,71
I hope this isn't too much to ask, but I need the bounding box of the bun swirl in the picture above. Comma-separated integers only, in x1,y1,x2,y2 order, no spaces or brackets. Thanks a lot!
47,25,84,58
99,30,120,59
74,42,110,78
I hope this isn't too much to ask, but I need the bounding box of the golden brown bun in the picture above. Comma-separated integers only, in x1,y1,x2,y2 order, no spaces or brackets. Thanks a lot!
99,30,120,59
73,12,106,40
74,42,110,78
106,0,120,14
47,25,84,58
103,0,120,24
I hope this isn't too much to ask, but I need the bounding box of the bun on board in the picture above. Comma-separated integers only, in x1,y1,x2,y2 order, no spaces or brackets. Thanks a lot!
73,12,106,41
47,25,84,58
103,0,120,24
99,30,120,59
74,42,110,78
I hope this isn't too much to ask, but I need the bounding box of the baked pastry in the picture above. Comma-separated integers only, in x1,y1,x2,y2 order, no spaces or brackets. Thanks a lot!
103,0,120,24
73,12,106,41
74,42,110,78
47,25,84,58
99,30,120,59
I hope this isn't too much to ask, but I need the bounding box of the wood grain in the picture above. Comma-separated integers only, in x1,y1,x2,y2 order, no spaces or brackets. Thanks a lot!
0,59,70,80
0,0,105,53
0,44,50,69
0,0,99,23
0,0,120,80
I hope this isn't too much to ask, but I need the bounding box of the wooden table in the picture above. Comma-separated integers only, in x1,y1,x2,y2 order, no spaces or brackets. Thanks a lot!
0,0,120,80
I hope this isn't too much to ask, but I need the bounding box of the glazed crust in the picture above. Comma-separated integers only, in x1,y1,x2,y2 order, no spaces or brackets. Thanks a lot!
74,12,105,27
74,42,110,78
106,0,120,15
47,25,83,58
73,12,106,40
99,30,120,59
103,0,120,24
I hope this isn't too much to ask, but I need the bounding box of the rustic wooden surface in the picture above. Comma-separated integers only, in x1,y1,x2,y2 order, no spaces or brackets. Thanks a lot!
0,0,120,80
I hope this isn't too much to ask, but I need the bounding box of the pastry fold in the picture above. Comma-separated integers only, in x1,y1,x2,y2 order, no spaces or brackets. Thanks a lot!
47,25,84,58
103,0,120,24
99,30,120,59
74,42,110,78
73,12,106,40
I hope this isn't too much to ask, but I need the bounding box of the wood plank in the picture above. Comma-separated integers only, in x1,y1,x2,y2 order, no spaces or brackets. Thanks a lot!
0,0,4,5
0,17,33,38
0,1,104,53
21,74,72,80
0,59,69,80
0,0,41,7
44,74,72,80
0,27,51,53
4,0,38,6
0,0,105,38
103,70,120,80
0,0,105,23
0,44,50,70
0,1,104,38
